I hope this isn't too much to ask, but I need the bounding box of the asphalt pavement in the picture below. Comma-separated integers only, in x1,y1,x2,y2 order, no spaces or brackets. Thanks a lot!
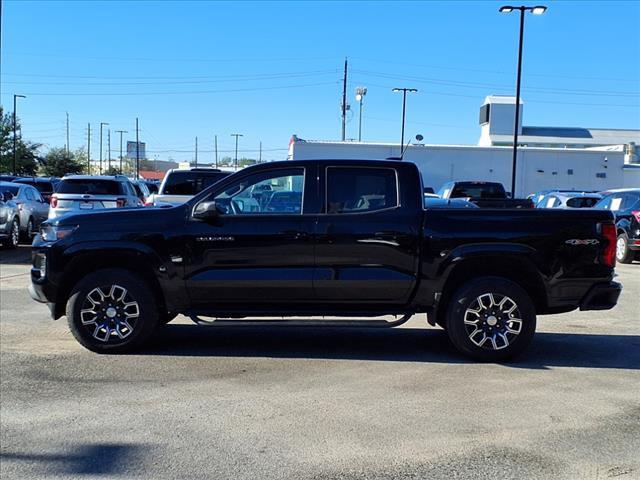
1,245,639,480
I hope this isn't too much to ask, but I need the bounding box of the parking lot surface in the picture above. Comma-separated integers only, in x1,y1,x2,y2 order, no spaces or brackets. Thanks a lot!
1,246,639,480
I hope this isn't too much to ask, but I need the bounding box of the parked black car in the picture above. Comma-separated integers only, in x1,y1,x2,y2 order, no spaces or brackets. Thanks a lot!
30,160,621,361
594,188,640,264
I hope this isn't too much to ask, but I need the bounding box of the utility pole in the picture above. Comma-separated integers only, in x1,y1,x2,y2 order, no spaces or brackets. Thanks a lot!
12,94,26,176
107,129,111,172
99,122,108,174
259,141,262,163
135,118,140,179
231,133,243,170
116,130,127,173
66,112,70,157
341,57,348,141
195,136,198,167
87,123,91,174
214,135,218,168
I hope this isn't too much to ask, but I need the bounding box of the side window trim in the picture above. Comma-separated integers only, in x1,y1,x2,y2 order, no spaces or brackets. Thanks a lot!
322,165,400,216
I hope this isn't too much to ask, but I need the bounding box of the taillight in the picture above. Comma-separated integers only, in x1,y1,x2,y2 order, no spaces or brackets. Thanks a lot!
144,201,153,207
632,210,640,223
600,222,616,268
50,195,58,208
116,198,126,208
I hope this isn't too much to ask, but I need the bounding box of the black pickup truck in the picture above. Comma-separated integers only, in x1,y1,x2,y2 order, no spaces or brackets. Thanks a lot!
29,160,622,361
437,181,534,209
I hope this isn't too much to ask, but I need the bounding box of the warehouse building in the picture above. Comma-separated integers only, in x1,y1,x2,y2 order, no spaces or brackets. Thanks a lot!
288,96,640,195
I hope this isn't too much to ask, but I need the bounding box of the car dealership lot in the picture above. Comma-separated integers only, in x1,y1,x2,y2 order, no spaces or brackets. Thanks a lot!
1,246,638,480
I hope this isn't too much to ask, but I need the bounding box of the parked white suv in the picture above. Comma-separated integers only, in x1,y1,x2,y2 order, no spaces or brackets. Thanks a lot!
49,175,143,219
145,168,230,206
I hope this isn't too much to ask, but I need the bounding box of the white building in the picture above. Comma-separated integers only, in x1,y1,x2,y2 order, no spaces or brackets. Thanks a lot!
288,95,640,195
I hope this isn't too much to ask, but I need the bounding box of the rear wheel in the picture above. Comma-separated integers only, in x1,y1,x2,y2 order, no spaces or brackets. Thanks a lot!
616,233,635,264
66,269,159,353
445,276,536,361
2,218,20,248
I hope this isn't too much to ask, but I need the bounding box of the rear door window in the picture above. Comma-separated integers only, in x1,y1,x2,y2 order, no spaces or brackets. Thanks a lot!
326,167,398,214
57,179,123,195
162,171,229,195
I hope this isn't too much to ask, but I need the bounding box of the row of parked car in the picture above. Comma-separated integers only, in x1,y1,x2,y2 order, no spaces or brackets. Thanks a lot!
2,170,639,264
0,174,159,248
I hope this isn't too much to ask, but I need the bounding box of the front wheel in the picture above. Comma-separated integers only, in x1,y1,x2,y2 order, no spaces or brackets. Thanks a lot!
66,269,159,353
445,276,536,361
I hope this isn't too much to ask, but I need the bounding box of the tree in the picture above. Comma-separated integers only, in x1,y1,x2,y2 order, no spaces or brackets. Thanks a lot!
0,107,40,175
39,147,86,177
103,166,122,176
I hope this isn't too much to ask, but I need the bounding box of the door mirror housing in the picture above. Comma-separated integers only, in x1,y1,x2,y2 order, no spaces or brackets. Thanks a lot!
193,201,222,220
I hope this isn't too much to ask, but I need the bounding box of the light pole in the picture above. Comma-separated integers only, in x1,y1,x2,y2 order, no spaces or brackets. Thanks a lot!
355,87,367,142
392,88,417,155
499,4,547,196
99,122,109,174
115,130,128,173
231,133,243,170
12,94,26,175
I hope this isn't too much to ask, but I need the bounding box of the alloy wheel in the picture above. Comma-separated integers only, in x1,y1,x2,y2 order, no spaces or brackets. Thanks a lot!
616,237,626,261
463,293,523,350
11,221,19,247
80,285,140,343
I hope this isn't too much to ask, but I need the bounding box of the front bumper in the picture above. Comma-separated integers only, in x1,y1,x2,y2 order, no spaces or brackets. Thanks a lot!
579,281,622,311
28,282,57,318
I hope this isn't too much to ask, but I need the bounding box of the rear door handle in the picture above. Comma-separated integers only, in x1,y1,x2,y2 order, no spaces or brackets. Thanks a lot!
279,230,309,240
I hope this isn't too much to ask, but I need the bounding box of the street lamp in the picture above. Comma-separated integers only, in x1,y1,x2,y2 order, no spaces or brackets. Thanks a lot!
392,88,417,156
99,122,109,174
231,133,243,170
115,130,128,173
499,4,547,196
355,87,367,142
12,94,26,176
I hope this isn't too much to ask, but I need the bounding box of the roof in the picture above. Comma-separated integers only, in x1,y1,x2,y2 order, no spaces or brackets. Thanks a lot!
483,95,522,105
59,175,127,181
138,170,166,181
489,126,640,146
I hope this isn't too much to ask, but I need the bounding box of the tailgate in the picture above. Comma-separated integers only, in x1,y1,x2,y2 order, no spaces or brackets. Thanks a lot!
54,194,121,211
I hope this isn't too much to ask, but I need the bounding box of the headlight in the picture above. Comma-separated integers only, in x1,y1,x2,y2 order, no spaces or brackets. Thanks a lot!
40,225,76,242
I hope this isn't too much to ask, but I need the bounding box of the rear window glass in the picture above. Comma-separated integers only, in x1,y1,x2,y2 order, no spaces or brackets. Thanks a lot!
56,179,123,195
326,167,398,214
0,185,20,196
566,197,600,208
162,171,229,195
15,180,53,192
450,183,505,199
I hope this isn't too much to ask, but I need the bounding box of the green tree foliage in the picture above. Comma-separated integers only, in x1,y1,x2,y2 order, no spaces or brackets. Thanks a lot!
0,107,41,175
39,147,86,177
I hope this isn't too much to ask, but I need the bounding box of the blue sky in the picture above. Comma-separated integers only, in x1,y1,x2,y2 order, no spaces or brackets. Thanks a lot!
1,0,639,163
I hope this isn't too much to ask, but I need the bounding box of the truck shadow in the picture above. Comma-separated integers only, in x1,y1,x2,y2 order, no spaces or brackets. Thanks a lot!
147,325,640,370
0,443,151,477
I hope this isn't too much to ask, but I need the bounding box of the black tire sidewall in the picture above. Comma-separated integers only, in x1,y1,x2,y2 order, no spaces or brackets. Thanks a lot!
446,276,536,361
66,268,159,353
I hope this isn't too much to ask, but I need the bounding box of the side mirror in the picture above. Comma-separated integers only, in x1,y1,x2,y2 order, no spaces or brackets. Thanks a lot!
193,201,222,220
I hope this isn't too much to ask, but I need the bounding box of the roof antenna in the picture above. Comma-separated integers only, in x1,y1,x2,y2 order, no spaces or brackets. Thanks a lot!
387,134,423,160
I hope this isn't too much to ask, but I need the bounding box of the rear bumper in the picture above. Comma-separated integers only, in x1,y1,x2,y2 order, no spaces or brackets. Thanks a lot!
579,281,622,311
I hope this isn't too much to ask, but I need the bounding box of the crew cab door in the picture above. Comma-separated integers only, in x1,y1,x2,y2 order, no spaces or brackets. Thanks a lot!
183,166,316,308
314,164,421,304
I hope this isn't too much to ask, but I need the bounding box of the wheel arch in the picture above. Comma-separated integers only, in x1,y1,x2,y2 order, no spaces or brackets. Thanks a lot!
53,248,169,320
435,255,548,327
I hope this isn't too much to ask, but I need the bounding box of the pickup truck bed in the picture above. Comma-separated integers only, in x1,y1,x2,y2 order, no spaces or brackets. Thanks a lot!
30,159,622,361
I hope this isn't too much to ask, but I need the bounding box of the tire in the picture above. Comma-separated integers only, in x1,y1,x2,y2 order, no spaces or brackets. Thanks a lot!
66,268,159,353
616,233,635,264
2,218,20,249
445,276,536,362
21,217,34,243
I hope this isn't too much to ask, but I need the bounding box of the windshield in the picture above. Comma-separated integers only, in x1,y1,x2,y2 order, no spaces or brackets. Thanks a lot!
450,183,505,199
162,171,229,195
56,179,123,195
